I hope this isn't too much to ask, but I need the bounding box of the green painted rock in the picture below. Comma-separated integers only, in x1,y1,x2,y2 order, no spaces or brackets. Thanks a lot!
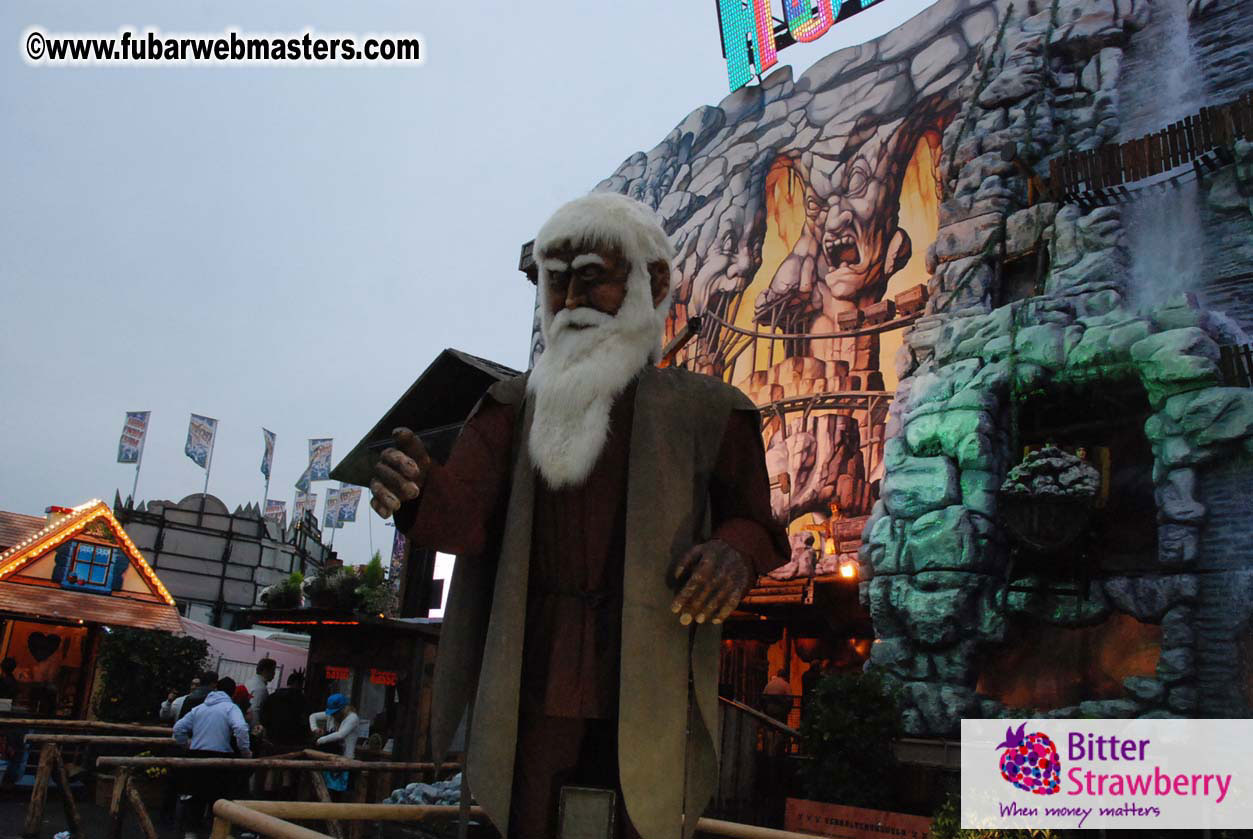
881,455,960,518
960,469,1000,518
1131,328,1221,406
1015,323,1068,369
1066,318,1152,369
905,408,994,457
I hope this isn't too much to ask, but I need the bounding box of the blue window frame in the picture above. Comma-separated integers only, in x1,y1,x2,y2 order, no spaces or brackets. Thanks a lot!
63,542,115,592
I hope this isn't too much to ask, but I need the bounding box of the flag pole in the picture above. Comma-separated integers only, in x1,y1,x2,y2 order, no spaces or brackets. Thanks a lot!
262,474,271,516
130,429,147,507
198,437,215,527
203,440,214,497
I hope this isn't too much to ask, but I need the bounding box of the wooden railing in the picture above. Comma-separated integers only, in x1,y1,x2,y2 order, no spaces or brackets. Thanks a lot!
1048,91,1253,198
209,799,825,839
20,733,183,838
97,753,459,839
1219,343,1253,388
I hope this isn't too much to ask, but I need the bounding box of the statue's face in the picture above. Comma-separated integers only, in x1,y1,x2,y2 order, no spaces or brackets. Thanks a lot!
539,240,632,321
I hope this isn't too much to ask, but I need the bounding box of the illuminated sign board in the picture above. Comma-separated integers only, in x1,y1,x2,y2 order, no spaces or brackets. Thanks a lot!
369,668,398,686
325,665,351,680
717,0,891,92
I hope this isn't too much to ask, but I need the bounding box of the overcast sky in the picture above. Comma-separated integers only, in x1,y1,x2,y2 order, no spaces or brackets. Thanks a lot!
1,0,937,571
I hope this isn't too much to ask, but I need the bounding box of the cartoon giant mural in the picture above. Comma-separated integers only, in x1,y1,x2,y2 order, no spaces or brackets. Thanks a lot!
591,0,990,577
553,0,1253,735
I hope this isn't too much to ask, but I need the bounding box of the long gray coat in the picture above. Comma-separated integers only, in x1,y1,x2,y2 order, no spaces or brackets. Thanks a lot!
429,364,769,839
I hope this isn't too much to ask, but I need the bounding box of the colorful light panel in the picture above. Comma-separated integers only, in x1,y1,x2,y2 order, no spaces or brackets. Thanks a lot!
789,0,833,43
718,0,779,93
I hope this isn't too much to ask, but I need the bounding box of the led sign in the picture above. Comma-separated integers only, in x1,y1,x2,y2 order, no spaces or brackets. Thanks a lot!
717,0,889,92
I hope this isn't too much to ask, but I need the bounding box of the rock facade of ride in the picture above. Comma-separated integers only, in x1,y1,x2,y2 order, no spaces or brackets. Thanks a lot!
857,0,1253,734
586,0,1253,735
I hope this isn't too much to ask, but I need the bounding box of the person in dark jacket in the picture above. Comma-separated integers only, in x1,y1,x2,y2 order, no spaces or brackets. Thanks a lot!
257,671,311,799
259,671,311,751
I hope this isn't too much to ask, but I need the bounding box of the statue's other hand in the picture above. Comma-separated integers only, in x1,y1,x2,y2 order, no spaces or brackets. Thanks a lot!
369,427,431,519
668,539,754,626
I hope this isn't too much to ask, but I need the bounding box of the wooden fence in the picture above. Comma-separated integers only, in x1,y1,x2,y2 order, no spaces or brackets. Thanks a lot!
1048,91,1253,198
96,754,459,839
20,733,183,838
209,798,825,839
1219,343,1253,389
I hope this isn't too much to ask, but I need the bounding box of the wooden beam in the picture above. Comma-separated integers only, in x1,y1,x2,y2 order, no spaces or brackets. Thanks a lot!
125,777,159,839
51,745,81,835
212,800,338,839
24,734,178,747
235,802,482,820
98,756,458,771
0,719,170,736
309,769,345,839
21,743,55,838
106,767,131,839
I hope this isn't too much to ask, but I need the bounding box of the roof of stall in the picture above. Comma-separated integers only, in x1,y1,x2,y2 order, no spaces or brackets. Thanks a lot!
331,348,520,487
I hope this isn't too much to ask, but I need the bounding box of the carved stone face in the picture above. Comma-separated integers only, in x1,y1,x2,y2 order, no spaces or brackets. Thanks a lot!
683,189,767,317
756,125,914,327
818,148,908,304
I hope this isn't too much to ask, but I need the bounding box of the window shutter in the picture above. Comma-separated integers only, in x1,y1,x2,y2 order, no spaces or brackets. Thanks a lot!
109,548,127,591
52,543,72,584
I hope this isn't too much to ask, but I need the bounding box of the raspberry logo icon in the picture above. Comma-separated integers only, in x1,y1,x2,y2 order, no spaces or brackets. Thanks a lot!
996,723,1061,795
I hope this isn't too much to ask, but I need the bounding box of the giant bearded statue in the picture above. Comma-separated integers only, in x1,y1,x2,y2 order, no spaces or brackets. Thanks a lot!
369,193,787,839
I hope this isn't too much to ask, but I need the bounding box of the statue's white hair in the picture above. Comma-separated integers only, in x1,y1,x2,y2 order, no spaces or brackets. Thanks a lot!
533,192,674,358
527,192,674,489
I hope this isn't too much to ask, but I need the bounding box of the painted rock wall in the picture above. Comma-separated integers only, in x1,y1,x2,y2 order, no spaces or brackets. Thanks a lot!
588,0,1253,735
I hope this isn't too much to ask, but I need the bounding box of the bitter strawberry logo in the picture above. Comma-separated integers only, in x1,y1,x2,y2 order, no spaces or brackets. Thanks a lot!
996,723,1061,795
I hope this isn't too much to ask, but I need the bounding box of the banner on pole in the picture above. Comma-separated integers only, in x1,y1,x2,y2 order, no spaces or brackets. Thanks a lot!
337,486,362,525
261,428,276,479
185,414,218,469
308,438,333,482
323,487,341,530
117,411,150,464
389,529,407,586
295,466,311,493
263,500,287,529
294,491,317,522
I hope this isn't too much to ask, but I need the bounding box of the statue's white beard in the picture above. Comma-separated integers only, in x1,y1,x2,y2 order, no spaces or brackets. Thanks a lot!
527,270,663,489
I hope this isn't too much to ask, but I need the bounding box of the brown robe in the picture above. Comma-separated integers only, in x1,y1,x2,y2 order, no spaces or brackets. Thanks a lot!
400,365,786,839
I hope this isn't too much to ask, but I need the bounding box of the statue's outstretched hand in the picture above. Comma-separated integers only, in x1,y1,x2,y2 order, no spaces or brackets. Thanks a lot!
669,539,755,626
369,428,431,519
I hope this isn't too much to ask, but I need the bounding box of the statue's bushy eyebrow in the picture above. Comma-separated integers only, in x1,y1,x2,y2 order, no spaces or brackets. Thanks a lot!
572,254,608,269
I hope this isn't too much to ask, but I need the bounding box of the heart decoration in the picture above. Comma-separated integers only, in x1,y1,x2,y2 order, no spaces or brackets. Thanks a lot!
27,632,62,663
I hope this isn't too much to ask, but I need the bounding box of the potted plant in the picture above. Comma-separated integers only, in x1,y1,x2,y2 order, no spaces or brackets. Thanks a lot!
999,445,1100,553
260,571,304,609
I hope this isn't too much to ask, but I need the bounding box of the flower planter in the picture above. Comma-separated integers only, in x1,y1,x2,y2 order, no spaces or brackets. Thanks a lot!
998,492,1095,554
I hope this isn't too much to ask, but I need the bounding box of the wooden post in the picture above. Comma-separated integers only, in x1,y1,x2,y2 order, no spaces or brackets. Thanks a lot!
348,771,368,839
21,743,56,838
126,778,160,839
309,770,345,839
107,767,131,839
51,746,81,835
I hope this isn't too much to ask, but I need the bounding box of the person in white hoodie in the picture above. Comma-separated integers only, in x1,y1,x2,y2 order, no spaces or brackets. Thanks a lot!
308,693,358,794
173,677,251,837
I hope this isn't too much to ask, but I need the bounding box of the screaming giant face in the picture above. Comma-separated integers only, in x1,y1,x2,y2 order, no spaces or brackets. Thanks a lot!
756,123,914,331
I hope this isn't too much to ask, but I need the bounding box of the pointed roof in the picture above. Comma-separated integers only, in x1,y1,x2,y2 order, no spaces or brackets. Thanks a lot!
0,499,176,607
0,511,45,553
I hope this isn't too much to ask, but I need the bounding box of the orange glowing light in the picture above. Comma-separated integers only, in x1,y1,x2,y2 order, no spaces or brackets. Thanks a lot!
838,561,857,580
